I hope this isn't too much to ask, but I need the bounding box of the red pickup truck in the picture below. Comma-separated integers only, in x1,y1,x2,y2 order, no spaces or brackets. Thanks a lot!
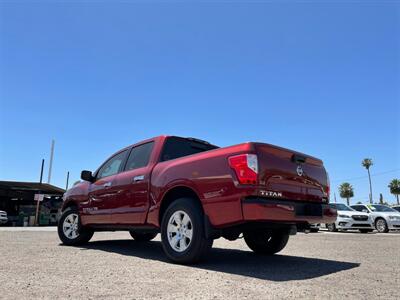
58,136,336,263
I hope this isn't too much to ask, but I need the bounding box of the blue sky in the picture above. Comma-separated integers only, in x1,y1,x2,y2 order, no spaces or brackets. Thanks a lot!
0,1,399,204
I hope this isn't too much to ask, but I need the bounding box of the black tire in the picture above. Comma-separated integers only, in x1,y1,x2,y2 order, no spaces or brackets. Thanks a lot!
243,230,289,255
129,231,158,242
327,223,337,232
310,228,319,233
359,229,373,233
58,207,94,246
375,218,389,233
161,198,213,264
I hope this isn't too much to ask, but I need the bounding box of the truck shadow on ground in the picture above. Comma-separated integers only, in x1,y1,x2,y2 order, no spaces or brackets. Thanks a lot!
78,239,359,281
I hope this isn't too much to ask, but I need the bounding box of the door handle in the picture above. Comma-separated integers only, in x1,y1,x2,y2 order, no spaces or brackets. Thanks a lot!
103,182,112,188
133,175,145,182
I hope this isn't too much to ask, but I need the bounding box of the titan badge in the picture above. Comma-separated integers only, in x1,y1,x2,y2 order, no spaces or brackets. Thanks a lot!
260,190,283,198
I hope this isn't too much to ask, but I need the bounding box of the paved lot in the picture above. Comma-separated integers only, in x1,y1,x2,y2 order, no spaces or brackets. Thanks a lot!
0,228,399,299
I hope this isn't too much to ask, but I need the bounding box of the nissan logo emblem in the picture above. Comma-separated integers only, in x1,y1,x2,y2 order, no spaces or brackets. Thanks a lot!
296,165,304,176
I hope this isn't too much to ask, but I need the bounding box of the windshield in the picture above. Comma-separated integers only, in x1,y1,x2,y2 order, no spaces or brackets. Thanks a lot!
331,203,354,211
368,205,397,212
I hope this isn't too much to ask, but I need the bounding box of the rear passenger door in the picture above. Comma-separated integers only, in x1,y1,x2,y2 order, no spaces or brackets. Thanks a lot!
111,142,155,225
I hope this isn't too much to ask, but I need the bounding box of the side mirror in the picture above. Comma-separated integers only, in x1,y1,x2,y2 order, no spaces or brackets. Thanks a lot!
81,170,94,182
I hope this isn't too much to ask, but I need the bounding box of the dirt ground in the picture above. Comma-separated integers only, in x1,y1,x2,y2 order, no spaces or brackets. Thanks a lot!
0,228,399,299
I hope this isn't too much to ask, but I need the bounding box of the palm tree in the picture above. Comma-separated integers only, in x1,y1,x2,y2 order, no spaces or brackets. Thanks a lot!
362,158,373,204
339,182,354,206
388,179,400,205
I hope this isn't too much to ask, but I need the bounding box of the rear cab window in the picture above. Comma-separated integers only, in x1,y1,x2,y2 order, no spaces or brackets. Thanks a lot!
160,137,218,162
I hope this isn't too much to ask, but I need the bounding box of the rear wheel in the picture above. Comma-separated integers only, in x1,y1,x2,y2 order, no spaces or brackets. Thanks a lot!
326,223,337,232
58,207,94,246
243,230,289,255
375,218,389,233
161,198,213,264
129,231,158,242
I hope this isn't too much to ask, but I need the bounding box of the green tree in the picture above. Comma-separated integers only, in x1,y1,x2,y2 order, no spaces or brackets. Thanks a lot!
339,182,354,206
388,179,400,205
362,158,373,204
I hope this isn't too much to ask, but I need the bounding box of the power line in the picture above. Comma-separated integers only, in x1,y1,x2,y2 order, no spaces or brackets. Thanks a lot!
332,169,400,183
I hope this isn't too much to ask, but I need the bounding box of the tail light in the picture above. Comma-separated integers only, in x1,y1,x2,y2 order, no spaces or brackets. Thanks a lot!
228,154,258,185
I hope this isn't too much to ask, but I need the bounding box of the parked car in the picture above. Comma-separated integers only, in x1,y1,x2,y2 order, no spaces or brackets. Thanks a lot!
324,203,374,233
0,210,8,225
392,205,400,213
58,135,336,264
350,204,400,233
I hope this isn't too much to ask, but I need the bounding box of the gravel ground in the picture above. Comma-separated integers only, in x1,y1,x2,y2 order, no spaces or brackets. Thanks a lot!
0,229,399,299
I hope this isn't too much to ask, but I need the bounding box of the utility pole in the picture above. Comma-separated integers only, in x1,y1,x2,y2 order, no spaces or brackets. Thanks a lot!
334,192,337,203
47,139,55,184
35,159,45,226
39,159,44,184
65,171,70,190
368,168,373,204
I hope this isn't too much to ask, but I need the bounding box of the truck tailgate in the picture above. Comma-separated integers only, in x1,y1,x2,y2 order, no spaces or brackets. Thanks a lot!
254,143,328,203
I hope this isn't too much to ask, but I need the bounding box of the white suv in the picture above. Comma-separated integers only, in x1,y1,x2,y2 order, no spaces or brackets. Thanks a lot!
351,204,400,233
325,203,374,233
0,210,8,225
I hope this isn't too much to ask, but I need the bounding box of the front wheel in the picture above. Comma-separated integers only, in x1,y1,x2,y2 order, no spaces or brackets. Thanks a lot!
161,198,213,264
375,218,389,233
58,207,94,246
243,230,289,255
326,223,337,232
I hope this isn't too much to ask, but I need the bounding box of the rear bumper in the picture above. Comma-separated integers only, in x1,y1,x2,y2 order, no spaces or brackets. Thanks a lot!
241,197,337,224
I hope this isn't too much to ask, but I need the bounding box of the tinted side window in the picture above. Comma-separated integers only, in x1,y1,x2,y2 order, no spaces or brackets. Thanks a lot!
97,150,128,179
160,137,217,162
352,205,363,212
125,142,154,171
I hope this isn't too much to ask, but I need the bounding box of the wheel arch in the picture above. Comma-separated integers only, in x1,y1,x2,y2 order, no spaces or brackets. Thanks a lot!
61,199,79,212
374,216,387,225
158,185,204,225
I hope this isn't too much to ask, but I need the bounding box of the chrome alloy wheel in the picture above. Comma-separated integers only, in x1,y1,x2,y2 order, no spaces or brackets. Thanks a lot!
167,210,193,252
63,213,80,239
376,219,387,232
